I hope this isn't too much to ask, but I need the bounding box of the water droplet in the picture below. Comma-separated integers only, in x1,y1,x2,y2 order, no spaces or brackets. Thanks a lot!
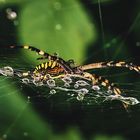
49,89,56,94
21,78,30,84
6,8,17,20
105,95,139,106
33,76,40,82
62,76,72,84
129,98,140,105
107,90,112,94
76,88,89,101
76,80,89,86
78,88,89,94
15,72,22,77
120,96,140,105
92,85,100,91
47,79,56,87
0,66,14,76
27,96,31,103
33,80,43,86
64,83,70,87
77,93,85,101
87,102,90,105
74,83,79,88
71,94,74,96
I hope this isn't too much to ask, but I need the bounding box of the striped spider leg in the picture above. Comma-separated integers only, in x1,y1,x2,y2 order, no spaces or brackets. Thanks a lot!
75,61,140,108
9,45,76,81
78,61,140,95
74,61,140,93
79,61,140,73
10,45,74,74
58,71,130,108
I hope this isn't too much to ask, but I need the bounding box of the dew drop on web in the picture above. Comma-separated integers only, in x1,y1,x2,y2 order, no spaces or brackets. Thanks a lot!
0,66,14,76
47,79,56,87
49,89,56,95
75,80,89,86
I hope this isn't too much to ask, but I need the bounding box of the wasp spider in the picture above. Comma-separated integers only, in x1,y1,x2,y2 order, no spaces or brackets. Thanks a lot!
9,45,140,108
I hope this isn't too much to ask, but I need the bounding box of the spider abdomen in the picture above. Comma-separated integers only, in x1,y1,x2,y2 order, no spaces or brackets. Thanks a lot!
33,61,65,76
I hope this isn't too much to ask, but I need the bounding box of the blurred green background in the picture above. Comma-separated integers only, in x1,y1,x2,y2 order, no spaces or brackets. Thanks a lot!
0,0,139,140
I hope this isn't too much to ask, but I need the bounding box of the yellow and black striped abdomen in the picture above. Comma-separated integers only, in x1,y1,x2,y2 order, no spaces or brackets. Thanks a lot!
33,60,65,76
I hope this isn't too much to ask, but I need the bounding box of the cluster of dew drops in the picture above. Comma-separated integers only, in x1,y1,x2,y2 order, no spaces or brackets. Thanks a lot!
0,66,139,106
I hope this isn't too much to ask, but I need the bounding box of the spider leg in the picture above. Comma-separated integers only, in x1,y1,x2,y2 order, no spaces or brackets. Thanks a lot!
80,61,140,73
9,45,73,73
66,72,122,95
81,72,121,93
81,72,128,109
36,52,59,61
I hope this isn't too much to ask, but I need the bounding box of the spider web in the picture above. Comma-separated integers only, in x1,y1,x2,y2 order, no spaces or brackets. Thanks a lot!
0,1,140,140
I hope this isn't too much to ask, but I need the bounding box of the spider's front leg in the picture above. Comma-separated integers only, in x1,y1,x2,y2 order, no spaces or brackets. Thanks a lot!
9,45,73,73
80,61,140,73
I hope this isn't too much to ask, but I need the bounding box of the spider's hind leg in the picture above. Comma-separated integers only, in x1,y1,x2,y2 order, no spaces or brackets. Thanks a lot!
82,72,128,109
82,72,121,94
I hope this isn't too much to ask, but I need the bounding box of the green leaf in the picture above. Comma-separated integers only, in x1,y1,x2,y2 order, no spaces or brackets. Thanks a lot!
0,0,26,5
0,77,52,140
18,0,96,64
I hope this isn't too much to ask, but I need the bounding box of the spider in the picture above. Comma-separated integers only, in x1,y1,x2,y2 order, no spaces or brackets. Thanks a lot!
9,45,140,107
